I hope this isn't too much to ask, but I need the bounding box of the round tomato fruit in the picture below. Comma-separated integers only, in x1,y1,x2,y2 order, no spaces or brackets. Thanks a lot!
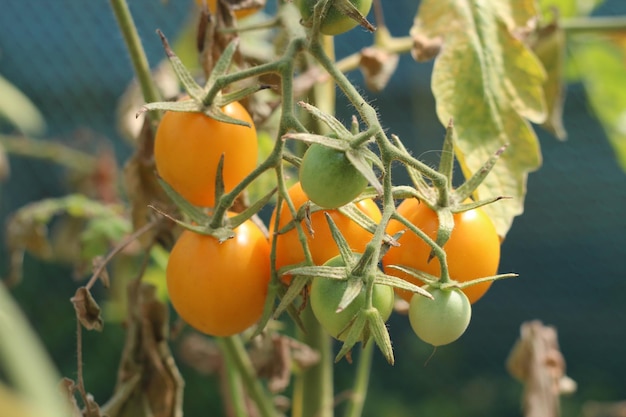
154,101,257,207
310,255,395,340
166,219,270,337
270,182,381,277
408,286,471,346
195,0,261,19
295,0,373,36
383,199,500,304
299,143,368,209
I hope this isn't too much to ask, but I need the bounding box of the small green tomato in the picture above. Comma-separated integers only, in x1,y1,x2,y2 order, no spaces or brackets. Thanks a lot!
299,143,368,209
408,286,472,346
310,255,395,340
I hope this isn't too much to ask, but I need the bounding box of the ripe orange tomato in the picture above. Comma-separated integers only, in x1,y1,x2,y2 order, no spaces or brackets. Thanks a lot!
195,0,261,19
166,219,270,337
154,101,257,207
270,182,381,276
382,198,500,304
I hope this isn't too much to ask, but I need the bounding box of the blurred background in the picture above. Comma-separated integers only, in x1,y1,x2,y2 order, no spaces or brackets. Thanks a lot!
1,1,625,416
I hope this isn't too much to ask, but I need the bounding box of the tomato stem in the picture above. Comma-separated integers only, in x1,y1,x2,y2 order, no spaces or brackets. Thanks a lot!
218,336,278,417
342,340,374,417
108,0,162,125
293,305,334,417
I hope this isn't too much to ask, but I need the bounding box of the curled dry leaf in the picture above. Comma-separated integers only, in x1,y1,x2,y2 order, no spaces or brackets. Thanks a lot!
177,333,223,375
506,320,576,417
410,33,443,62
58,378,83,417
123,119,176,249
71,287,104,331
359,47,399,93
102,282,183,417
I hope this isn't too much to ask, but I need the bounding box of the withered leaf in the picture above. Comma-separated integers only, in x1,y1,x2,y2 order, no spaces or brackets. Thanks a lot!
359,47,399,93
71,287,104,331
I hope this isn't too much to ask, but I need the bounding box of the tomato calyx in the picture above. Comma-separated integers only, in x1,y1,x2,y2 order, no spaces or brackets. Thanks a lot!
138,32,264,127
283,101,383,201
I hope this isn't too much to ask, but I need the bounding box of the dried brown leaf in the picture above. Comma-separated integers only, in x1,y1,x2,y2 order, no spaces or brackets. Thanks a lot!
71,287,104,331
101,282,183,417
359,47,399,93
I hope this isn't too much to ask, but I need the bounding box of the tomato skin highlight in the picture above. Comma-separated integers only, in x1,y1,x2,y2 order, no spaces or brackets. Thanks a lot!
166,220,270,337
383,199,500,304
295,0,373,36
299,143,368,209
408,287,471,346
270,182,381,277
154,101,258,207
310,255,395,340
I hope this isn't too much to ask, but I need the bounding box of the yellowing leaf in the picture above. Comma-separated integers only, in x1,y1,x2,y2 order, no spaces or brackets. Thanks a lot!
532,24,567,140
570,37,626,172
411,0,547,236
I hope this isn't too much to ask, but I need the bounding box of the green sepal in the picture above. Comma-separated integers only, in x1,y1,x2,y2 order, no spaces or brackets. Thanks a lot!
297,101,352,137
157,29,204,101
273,275,310,320
336,277,363,313
334,312,367,363
373,271,433,299
214,154,226,206
282,133,350,151
324,212,357,267
283,265,348,280
454,144,508,202
156,177,207,225
228,187,277,230
345,150,382,195
204,39,240,95
366,308,394,365
383,264,439,286
438,120,455,188
331,0,376,33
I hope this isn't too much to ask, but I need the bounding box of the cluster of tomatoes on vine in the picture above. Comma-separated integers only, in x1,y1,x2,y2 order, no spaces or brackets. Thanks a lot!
149,0,509,360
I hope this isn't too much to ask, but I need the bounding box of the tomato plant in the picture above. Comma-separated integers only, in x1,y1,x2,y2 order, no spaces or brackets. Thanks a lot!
166,219,270,337
408,286,472,346
383,198,500,304
154,101,258,207
195,0,261,19
299,143,368,208
270,182,381,275
295,0,373,36
309,255,395,340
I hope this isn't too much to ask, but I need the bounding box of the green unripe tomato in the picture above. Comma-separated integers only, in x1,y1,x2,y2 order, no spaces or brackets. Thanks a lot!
299,143,368,208
408,286,472,346
310,255,395,340
295,0,373,36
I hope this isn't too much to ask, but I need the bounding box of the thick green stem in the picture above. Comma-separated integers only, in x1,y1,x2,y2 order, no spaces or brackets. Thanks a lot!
342,342,374,417
293,305,334,417
218,336,278,417
221,341,252,417
108,0,162,124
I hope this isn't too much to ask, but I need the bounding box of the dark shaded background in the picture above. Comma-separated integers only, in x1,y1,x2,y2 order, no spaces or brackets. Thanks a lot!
1,1,625,416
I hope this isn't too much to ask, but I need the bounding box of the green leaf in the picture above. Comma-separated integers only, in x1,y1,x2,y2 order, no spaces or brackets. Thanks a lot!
412,0,547,236
569,38,626,172
538,0,604,19
0,74,46,136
